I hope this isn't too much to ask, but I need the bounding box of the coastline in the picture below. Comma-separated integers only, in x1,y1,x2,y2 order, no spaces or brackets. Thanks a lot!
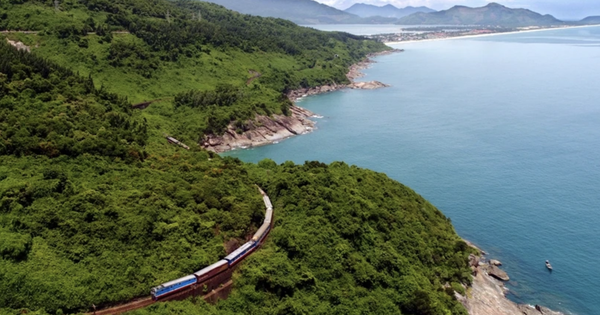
204,49,397,153
206,31,578,314
464,242,566,315
201,106,317,153
385,24,600,45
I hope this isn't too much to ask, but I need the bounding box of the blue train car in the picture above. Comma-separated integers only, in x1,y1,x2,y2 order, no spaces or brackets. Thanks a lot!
150,274,197,300
224,241,255,266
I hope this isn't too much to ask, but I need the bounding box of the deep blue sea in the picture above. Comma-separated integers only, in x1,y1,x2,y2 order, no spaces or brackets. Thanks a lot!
225,26,600,314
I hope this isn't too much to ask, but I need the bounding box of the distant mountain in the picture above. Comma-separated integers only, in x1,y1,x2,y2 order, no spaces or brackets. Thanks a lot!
200,0,363,24
397,2,564,27
577,16,600,25
345,3,435,19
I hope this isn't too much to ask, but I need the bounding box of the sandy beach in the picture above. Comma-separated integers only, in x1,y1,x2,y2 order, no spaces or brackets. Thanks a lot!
385,24,600,45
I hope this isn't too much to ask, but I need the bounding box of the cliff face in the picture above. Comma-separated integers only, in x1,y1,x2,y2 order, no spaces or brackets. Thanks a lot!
201,106,316,153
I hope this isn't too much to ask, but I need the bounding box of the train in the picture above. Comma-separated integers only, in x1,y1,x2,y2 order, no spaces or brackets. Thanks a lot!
150,192,273,301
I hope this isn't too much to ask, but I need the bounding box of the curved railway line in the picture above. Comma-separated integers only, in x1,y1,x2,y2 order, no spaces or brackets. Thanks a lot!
88,187,273,315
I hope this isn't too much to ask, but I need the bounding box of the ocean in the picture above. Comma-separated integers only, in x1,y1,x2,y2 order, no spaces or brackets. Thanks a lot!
224,26,600,314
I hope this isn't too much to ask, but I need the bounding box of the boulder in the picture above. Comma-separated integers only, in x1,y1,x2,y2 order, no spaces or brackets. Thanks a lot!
469,254,479,267
487,265,510,281
518,304,565,315
349,81,390,90
489,259,502,266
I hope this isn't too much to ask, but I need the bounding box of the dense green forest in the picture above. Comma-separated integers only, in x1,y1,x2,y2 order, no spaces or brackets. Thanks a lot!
1,0,387,144
2,1,474,314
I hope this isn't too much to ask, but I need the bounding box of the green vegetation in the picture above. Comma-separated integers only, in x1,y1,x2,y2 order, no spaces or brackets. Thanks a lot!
0,42,146,160
1,1,475,314
1,0,387,143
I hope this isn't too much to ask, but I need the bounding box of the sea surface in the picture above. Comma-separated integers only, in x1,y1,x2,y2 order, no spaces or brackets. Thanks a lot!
224,26,600,314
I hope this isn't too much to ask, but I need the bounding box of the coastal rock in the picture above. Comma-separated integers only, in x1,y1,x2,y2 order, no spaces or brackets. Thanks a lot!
464,243,566,315
518,304,565,315
469,254,480,267
349,81,390,89
201,106,316,153
213,50,397,152
487,265,510,281
490,259,502,266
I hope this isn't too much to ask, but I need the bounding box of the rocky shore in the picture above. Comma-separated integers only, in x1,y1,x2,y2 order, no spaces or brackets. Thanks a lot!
286,49,401,102
202,49,400,152
462,243,565,315
201,106,316,153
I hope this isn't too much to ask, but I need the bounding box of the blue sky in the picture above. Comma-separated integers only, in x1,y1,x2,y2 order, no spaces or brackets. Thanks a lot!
314,0,600,20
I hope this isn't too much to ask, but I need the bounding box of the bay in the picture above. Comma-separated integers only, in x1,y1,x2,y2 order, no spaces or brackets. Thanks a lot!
224,26,600,315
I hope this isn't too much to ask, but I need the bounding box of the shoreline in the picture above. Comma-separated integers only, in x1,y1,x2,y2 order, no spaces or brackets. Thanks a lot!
464,241,566,315
205,49,397,153
208,25,582,314
385,24,600,45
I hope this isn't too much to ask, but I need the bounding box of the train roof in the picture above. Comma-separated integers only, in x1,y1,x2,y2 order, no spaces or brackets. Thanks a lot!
224,241,255,261
193,260,228,277
151,274,196,291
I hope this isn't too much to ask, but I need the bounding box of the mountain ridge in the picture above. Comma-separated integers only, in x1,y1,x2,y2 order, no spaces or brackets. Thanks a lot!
345,3,435,19
200,0,364,24
397,2,564,27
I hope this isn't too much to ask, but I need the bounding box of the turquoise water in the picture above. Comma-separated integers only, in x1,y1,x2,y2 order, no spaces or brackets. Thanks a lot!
225,26,600,314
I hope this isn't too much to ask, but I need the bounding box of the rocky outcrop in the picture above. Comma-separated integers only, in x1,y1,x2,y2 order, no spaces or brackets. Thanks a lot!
465,264,524,315
486,265,510,281
490,259,503,266
201,106,316,153
287,49,398,102
461,243,566,315
349,81,389,89
208,49,400,153
519,304,566,315
5,38,30,53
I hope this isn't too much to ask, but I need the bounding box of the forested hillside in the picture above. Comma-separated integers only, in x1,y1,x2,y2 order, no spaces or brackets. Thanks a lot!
1,0,387,146
2,1,475,314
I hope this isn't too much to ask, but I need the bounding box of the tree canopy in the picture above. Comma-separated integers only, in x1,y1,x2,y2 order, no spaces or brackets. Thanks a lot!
1,2,473,314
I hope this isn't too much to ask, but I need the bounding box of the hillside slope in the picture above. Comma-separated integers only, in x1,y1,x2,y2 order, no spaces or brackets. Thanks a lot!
1,1,475,314
397,2,564,27
577,16,600,25
1,0,387,149
0,40,473,314
345,3,435,19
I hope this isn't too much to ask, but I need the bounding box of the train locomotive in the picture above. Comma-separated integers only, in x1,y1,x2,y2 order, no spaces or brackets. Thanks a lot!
150,193,273,301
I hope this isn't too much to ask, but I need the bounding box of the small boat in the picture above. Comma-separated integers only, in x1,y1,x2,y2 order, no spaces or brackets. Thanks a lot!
545,260,553,270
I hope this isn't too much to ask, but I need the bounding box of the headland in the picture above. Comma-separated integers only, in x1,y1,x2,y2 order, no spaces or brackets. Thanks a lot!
202,50,399,153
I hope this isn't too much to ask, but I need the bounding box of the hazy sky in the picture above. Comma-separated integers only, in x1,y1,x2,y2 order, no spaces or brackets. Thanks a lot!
314,0,600,20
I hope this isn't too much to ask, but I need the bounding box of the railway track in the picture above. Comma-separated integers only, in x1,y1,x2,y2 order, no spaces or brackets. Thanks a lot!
87,187,272,315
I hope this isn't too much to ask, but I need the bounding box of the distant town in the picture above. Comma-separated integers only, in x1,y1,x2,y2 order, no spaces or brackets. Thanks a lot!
367,25,574,43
